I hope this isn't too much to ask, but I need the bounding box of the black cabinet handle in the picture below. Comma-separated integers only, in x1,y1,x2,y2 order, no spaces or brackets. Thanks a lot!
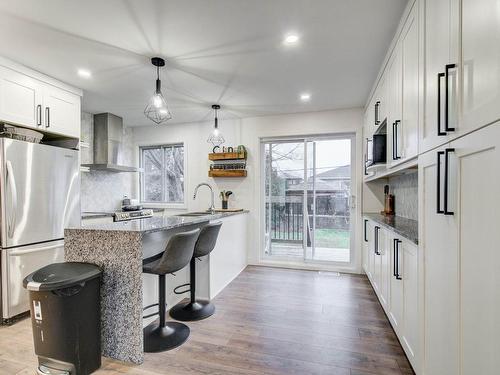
36,105,42,126
392,122,396,160
45,107,50,128
444,148,455,215
374,226,380,255
364,138,369,176
364,220,368,242
375,101,380,125
445,64,457,132
395,239,402,280
437,72,446,136
437,151,444,214
393,238,398,277
394,120,401,160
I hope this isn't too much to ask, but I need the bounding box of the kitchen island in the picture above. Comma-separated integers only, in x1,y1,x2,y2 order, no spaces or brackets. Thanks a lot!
64,211,248,364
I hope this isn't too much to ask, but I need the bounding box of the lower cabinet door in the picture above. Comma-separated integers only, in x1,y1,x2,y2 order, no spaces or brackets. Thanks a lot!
402,239,418,368
451,122,500,374
420,143,459,375
389,235,404,332
378,227,390,308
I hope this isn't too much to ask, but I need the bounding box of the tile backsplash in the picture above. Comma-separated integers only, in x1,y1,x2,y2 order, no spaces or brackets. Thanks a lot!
388,171,418,221
80,112,137,212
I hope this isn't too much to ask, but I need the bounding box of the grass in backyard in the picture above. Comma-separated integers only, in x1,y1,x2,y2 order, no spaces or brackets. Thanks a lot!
314,228,350,248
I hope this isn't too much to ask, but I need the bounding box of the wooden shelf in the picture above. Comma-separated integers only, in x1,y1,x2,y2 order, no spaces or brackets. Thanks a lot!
209,152,246,161
209,169,247,178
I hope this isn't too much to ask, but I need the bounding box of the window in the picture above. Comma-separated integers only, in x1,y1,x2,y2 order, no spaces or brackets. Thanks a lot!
140,144,185,204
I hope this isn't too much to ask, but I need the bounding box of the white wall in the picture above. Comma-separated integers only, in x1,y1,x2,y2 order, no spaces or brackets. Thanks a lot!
131,108,364,273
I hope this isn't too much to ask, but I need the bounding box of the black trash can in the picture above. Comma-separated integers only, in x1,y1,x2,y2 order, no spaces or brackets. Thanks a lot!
23,262,102,375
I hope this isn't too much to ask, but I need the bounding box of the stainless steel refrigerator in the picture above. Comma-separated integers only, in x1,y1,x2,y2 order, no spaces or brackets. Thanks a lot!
0,138,80,322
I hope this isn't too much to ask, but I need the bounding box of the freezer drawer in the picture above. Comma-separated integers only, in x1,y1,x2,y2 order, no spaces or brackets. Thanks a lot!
1,138,80,248
1,240,64,320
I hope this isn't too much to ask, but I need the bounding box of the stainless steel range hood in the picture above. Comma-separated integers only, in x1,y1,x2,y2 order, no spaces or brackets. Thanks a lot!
81,113,137,172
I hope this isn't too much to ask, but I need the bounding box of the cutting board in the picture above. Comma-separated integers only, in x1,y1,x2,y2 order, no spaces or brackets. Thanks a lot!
214,208,244,212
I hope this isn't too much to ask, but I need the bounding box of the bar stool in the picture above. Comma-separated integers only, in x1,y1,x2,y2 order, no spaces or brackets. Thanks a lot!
142,228,200,353
170,221,222,321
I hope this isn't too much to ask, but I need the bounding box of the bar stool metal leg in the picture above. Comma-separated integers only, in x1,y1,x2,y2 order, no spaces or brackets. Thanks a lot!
143,274,190,352
169,258,215,321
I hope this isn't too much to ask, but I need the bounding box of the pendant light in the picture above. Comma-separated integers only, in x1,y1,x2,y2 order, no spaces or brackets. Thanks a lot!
144,57,172,124
207,104,225,146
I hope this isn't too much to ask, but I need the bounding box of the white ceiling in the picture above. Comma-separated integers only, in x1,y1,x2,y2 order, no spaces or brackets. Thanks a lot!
0,0,408,127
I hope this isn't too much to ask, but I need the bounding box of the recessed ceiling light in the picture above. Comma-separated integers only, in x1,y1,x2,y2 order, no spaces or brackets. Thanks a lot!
300,93,311,102
77,69,92,78
283,34,299,45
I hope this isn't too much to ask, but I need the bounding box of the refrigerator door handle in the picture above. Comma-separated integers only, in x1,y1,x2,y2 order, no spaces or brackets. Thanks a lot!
9,243,63,256
6,160,17,238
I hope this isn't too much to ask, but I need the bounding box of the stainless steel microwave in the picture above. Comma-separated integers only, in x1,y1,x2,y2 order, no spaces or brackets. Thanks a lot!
366,133,387,168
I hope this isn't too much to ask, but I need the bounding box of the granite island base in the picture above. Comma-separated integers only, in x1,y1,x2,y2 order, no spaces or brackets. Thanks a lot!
64,211,248,364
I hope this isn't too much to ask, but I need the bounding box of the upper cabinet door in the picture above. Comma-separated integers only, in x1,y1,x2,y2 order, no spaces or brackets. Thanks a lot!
400,5,419,161
461,0,500,131
43,84,81,138
0,66,43,129
421,0,460,153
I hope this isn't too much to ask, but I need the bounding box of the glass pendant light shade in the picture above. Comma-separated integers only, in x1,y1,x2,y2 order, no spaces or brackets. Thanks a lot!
144,57,172,124
207,104,225,146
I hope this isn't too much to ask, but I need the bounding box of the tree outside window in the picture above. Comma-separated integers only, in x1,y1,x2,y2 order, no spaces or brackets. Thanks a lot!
140,144,184,204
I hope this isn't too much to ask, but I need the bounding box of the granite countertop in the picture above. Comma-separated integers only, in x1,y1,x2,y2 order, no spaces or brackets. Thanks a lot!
363,213,418,245
71,210,249,234
82,208,165,219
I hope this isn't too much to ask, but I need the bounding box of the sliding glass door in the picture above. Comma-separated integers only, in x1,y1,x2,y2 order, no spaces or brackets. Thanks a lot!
263,135,354,265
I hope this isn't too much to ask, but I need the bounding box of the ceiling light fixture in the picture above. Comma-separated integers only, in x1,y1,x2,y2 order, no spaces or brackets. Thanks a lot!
300,93,311,102
283,34,299,45
77,68,92,78
207,104,225,147
144,57,172,124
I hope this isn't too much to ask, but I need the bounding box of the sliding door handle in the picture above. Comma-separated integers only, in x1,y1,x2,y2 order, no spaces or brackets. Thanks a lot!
444,148,455,215
445,64,457,132
436,151,444,214
437,72,446,136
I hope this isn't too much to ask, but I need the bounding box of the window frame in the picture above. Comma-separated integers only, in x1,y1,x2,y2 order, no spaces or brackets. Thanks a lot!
138,142,186,208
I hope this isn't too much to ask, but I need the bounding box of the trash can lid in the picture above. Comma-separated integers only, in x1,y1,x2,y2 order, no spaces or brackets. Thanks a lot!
23,262,102,292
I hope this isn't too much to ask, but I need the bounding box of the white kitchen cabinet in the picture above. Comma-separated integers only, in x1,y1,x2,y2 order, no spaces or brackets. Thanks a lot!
387,3,418,168
363,218,420,373
401,238,418,369
461,0,500,131
386,46,402,166
388,233,403,332
0,61,81,139
362,218,370,274
399,5,419,162
420,142,459,375
377,225,390,308
0,66,43,129
420,0,460,153
420,122,500,374
43,84,81,138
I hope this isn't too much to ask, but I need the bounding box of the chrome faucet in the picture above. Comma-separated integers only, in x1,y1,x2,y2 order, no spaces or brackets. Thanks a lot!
193,182,215,214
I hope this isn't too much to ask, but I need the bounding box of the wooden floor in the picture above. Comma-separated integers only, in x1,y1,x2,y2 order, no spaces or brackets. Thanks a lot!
0,266,414,375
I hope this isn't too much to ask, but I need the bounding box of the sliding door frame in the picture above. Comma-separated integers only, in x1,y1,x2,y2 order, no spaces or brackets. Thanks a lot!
260,132,357,269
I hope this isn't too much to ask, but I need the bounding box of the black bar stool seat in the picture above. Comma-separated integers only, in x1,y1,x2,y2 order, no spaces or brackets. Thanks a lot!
169,221,222,321
142,228,200,353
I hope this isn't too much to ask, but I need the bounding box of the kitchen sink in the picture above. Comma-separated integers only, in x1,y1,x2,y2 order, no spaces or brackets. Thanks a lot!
176,212,212,217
